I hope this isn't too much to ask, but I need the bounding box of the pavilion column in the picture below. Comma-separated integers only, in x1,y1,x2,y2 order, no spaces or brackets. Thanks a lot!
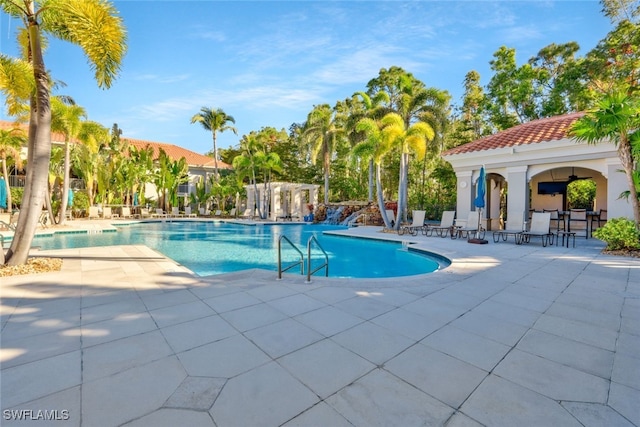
292,188,301,218
455,171,473,216
506,165,529,221
606,159,633,219
272,184,281,220
245,185,255,216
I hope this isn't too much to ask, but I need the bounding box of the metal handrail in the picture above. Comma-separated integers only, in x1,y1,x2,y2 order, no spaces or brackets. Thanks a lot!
306,235,328,283
277,235,304,279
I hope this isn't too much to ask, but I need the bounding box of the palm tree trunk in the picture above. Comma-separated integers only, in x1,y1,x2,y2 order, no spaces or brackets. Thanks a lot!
324,148,330,204
376,163,392,228
212,131,219,183
6,21,52,266
59,141,71,225
618,138,640,226
2,155,12,212
394,153,408,231
368,159,374,202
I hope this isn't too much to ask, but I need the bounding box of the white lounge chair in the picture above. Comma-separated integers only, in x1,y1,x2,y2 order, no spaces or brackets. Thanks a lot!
521,211,554,247
88,206,100,219
425,211,456,237
493,211,525,243
170,207,183,217
120,207,133,219
0,212,16,231
102,207,115,219
152,208,168,218
184,207,197,217
139,208,151,219
398,210,426,236
452,211,484,240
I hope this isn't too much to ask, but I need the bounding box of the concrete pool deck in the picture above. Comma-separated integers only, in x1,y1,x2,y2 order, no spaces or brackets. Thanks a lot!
1,219,639,426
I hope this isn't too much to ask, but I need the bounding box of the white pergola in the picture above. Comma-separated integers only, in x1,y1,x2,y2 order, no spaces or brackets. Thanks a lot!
442,113,633,229
244,182,320,220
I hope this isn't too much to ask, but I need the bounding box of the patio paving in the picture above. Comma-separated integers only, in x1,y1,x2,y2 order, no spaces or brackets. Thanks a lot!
1,220,639,426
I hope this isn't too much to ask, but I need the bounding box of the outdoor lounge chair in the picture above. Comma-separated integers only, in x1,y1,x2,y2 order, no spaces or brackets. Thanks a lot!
88,206,100,219
398,210,426,236
184,207,197,217
0,212,16,231
170,207,183,217
152,208,168,218
38,211,49,228
139,208,151,219
102,207,116,219
521,211,554,247
120,207,134,219
452,210,484,240
213,209,222,217
425,210,456,237
493,211,526,244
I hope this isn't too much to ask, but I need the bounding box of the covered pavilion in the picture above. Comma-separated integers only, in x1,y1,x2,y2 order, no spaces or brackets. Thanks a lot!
442,112,634,230
244,182,320,220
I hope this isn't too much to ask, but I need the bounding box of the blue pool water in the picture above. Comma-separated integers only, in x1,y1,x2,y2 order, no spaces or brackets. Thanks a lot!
32,222,444,278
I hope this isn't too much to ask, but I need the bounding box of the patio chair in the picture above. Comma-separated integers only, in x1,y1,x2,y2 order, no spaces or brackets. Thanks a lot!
590,209,607,236
120,207,134,219
452,210,485,240
170,207,183,217
88,206,100,219
0,212,16,231
425,211,456,237
568,208,588,238
213,209,222,217
493,211,525,244
398,210,426,236
140,208,151,219
102,207,115,219
228,207,236,218
544,209,564,232
184,207,197,217
152,208,168,218
38,211,49,228
521,211,554,247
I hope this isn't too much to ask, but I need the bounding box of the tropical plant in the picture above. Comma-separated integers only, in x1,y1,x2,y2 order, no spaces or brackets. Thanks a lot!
191,107,237,183
74,120,109,205
0,0,126,266
302,104,345,205
570,91,640,226
593,217,640,250
51,96,86,224
0,127,26,212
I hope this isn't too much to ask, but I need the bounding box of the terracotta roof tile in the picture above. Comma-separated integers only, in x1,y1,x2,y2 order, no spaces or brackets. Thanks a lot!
443,112,585,156
0,120,231,169
124,138,232,169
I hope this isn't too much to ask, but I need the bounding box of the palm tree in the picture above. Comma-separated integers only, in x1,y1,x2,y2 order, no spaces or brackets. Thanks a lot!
51,97,86,224
1,0,126,266
0,127,26,213
302,104,345,205
191,107,237,183
570,91,640,226
379,113,435,231
354,117,394,228
74,120,109,205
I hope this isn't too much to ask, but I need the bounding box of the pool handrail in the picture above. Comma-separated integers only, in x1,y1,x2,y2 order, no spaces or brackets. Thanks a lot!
306,235,328,283
277,234,304,279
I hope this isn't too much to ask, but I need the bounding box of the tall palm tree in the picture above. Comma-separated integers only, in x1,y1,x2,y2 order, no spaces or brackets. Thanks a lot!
1,0,126,266
570,91,640,226
0,127,26,214
354,117,394,228
51,97,86,224
191,107,237,183
74,120,109,205
380,113,435,231
302,104,345,205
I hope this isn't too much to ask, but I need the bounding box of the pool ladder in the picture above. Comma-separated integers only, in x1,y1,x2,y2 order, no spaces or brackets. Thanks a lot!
277,235,329,283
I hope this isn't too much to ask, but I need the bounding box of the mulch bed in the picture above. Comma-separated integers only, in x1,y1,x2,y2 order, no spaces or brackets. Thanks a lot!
0,257,63,277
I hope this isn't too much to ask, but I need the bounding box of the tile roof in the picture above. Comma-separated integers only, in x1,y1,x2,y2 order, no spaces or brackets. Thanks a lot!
0,120,231,169
124,138,232,169
443,112,585,156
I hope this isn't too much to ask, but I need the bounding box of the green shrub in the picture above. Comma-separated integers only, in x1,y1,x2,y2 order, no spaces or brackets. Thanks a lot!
593,218,640,251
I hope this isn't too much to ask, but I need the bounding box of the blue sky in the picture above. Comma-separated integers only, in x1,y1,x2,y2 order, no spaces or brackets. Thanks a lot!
0,1,610,155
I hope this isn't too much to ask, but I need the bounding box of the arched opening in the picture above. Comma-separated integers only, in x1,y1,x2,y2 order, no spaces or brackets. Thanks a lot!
530,166,606,212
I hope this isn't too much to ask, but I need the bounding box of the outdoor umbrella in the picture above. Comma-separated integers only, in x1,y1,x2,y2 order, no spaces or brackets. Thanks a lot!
67,189,74,207
0,177,7,210
470,165,487,244
133,193,139,207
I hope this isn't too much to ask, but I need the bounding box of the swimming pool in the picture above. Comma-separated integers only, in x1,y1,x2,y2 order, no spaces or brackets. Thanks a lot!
32,222,445,278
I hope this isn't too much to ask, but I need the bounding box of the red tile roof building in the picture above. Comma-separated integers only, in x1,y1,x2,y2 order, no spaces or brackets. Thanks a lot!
443,112,585,156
